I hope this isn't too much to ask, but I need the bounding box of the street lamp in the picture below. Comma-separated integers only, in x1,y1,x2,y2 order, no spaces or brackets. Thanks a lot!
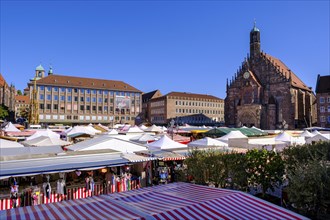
170,119,175,140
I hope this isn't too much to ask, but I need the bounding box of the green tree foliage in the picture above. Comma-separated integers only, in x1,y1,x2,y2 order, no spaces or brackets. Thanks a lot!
283,142,330,219
17,90,22,95
0,105,9,119
245,149,285,197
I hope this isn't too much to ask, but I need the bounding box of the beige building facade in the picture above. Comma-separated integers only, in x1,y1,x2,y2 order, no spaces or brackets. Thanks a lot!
28,65,142,125
146,92,224,125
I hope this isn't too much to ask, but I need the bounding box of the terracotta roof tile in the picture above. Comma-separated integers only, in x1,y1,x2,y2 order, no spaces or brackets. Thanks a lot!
15,95,30,104
0,74,8,87
262,53,312,91
166,91,223,101
30,74,141,92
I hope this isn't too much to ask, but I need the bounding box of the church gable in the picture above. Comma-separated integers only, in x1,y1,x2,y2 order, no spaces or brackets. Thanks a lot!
261,53,311,92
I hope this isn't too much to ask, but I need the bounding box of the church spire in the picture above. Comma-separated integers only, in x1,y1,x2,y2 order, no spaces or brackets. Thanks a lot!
250,20,260,58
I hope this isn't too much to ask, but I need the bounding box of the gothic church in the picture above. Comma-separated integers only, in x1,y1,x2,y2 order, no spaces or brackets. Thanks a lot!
225,23,316,130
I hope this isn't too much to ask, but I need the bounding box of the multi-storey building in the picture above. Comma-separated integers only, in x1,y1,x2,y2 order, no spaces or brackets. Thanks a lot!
15,95,30,119
140,90,163,123
225,23,316,129
315,74,330,128
0,73,16,121
28,65,142,125
145,91,224,126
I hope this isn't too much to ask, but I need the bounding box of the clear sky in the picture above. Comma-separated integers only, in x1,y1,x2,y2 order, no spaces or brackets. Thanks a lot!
1,0,329,99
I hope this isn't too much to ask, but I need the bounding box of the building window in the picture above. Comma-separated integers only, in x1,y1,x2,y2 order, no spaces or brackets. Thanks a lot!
54,104,58,110
86,97,90,102
74,88,78,93
80,105,84,110
92,106,96,111
320,106,325,113
104,106,108,111
74,96,78,102
61,96,65,101
98,106,102,111
97,90,102,95
92,97,96,103
40,94,44,100
47,104,51,109
328,116,330,123
67,96,72,102
47,95,51,100
98,98,102,102
80,97,84,102
61,88,65,92
110,91,114,96
86,89,90,94
74,116,78,120
86,105,90,110
104,98,108,103
110,107,113,112
110,98,114,103
320,97,325,103
39,86,44,91
92,90,96,94
54,87,58,92
54,95,58,101
80,89,84,93
320,116,325,122
328,105,330,112
67,88,72,93
47,87,51,91
67,115,72,120
104,91,108,95
40,104,44,109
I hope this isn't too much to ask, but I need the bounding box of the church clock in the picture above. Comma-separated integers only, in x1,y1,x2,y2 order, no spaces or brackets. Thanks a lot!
243,72,250,79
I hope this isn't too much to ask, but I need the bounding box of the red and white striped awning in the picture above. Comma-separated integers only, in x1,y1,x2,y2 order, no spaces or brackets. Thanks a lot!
0,182,307,220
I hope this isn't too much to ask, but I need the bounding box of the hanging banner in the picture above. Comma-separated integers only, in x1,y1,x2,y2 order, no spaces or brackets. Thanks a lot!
115,96,131,109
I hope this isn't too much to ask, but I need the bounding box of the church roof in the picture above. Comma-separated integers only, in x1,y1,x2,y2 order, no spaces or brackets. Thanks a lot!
28,74,141,92
262,53,312,92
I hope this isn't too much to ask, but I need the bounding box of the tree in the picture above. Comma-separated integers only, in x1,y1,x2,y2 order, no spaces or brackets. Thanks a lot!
283,142,330,219
0,105,9,120
17,90,22,95
245,149,285,198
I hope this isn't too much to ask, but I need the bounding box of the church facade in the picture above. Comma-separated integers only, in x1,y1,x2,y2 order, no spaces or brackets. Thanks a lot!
225,24,317,130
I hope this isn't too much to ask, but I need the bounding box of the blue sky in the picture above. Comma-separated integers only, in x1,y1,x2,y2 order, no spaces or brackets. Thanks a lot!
1,0,329,99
